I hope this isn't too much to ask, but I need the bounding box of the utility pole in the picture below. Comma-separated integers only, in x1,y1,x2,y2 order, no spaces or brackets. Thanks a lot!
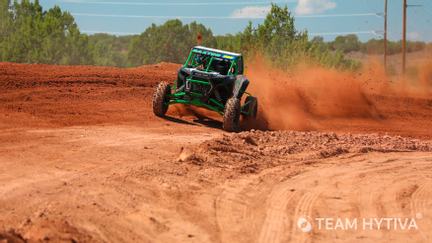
401,1,422,75
384,0,388,70
402,0,407,75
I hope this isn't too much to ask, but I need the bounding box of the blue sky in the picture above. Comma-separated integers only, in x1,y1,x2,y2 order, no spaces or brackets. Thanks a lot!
40,0,432,41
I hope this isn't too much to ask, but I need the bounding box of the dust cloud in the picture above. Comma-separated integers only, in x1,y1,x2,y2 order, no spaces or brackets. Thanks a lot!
246,57,431,131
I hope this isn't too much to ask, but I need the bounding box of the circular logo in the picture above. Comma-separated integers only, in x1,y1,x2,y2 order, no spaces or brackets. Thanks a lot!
297,217,312,233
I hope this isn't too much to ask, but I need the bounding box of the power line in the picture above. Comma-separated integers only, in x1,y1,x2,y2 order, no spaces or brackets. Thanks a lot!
384,0,388,69
60,0,297,6
298,13,380,18
402,0,407,74
73,13,266,19
72,12,380,19
82,29,382,36
309,31,381,36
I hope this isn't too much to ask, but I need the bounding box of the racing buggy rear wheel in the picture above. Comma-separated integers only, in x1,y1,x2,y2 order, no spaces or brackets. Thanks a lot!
223,97,241,132
243,96,258,119
152,81,171,117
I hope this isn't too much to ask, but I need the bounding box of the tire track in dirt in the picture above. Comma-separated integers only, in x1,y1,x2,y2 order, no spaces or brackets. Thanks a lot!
187,130,432,243
289,192,320,243
215,177,256,243
410,183,430,242
256,181,298,243
210,153,432,243
214,165,304,243
409,157,432,242
315,154,432,242
214,167,290,243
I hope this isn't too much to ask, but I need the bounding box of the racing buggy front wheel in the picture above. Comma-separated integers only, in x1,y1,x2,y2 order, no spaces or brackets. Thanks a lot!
152,81,171,117
223,97,241,132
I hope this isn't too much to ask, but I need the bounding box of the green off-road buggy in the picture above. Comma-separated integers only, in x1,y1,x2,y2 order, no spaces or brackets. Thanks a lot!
152,46,258,132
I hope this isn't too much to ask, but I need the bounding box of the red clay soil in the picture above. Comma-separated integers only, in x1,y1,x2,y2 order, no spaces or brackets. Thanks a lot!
0,62,180,128
1,61,431,137
1,62,432,243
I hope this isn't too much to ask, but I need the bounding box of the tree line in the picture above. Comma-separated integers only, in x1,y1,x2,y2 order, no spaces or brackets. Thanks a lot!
0,0,92,64
0,0,429,69
320,34,426,55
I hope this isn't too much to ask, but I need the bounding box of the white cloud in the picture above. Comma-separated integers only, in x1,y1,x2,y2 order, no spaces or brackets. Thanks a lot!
231,6,271,19
295,0,336,15
408,32,421,40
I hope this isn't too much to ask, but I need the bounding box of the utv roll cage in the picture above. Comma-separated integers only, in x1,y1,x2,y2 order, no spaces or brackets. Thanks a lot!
152,46,258,132
183,46,244,75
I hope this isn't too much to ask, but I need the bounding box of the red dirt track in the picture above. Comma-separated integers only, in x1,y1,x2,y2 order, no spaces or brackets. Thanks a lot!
0,62,180,127
1,62,432,242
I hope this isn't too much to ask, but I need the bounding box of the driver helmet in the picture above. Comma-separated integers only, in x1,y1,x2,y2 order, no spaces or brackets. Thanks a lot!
195,54,204,65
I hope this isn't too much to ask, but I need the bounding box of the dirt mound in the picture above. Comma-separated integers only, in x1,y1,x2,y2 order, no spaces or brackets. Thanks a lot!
0,62,180,127
179,130,432,174
0,219,95,243
0,62,179,89
0,229,25,243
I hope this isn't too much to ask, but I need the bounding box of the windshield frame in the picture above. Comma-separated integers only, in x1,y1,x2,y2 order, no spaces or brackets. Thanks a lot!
184,48,240,75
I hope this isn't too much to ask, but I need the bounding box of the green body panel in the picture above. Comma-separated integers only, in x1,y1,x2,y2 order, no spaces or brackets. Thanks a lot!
187,79,211,86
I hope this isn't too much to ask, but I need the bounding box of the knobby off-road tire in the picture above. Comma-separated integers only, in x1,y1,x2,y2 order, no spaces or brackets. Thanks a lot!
152,81,171,117
244,96,258,119
223,97,241,132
